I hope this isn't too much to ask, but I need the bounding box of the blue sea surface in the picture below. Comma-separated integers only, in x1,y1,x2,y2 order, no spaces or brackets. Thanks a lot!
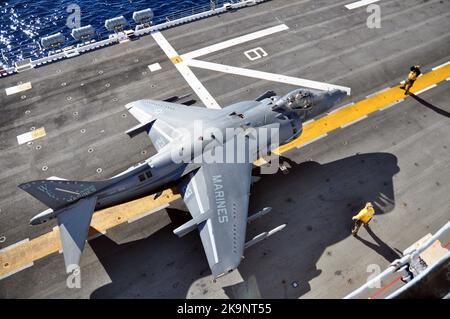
0,0,215,66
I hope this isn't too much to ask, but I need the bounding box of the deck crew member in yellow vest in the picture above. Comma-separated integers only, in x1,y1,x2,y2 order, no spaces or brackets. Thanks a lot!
351,202,375,236
400,65,421,95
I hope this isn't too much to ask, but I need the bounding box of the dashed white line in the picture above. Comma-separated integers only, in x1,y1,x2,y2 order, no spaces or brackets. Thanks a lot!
345,0,381,10
341,115,368,129
366,87,390,98
151,31,220,109
414,84,437,95
327,102,355,115
303,119,315,126
186,59,352,95
181,24,289,60
0,238,29,253
296,134,328,149
432,61,450,71
380,99,403,111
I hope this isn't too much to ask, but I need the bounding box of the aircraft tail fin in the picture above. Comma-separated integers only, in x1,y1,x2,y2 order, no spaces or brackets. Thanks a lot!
19,179,110,210
57,196,97,272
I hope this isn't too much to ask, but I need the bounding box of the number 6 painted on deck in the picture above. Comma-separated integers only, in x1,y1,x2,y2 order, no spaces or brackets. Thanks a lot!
244,47,268,61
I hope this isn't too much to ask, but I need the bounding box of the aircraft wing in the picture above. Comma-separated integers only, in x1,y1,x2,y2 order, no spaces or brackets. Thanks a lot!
57,196,97,272
125,99,221,151
177,162,252,278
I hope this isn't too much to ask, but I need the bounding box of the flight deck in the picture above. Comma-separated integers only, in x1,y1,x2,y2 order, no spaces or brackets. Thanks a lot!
0,0,449,298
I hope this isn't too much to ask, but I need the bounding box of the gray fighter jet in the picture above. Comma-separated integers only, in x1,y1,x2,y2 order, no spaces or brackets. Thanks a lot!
19,88,347,278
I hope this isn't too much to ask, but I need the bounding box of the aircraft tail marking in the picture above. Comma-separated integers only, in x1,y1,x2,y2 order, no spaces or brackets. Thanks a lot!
19,179,110,210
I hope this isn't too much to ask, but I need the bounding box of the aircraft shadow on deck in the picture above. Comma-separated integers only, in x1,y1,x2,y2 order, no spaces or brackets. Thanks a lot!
89,152,400,299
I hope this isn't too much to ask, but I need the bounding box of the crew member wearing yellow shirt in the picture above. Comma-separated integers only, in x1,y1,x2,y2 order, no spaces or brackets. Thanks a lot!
400,65,421,95
351,202,375,236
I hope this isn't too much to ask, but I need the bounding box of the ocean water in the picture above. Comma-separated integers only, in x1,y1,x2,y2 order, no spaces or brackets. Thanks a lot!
0,0,216,66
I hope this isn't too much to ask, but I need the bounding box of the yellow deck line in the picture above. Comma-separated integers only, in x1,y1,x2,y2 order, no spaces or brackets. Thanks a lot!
276,64,450,154
0,189,180,278
1,64,449,279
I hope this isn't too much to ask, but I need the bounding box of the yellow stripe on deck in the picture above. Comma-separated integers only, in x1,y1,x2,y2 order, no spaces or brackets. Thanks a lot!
1,64,449,279
0,189,180,278
276,64,450,154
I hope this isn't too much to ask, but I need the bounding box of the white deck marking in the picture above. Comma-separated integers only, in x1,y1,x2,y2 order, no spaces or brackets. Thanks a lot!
414,84,437,95
151,31,179,58
151,31,220,109
345,0,381,10
0,238,29,253
341,115,368,128
186,59,351,94
366,87,390,98
327,102,355,115
302,119,315,126
296,134,328,149
148,63,162,72
432,61,450,71
380,99,403,111
244,47,268,61
175,63,221,109
5,82,32,95
181,24,289,60
0,239,33,280
16,127,46,145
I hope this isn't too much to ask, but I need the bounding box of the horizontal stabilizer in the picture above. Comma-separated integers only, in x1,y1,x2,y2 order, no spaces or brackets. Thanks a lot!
125,120,155,138
19,179,110,210
57,196,97,272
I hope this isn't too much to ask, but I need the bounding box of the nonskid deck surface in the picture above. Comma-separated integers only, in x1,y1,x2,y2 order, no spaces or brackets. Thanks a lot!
0,0,449,298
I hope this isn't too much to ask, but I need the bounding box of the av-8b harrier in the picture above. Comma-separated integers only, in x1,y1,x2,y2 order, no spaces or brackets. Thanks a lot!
19,88,347,278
